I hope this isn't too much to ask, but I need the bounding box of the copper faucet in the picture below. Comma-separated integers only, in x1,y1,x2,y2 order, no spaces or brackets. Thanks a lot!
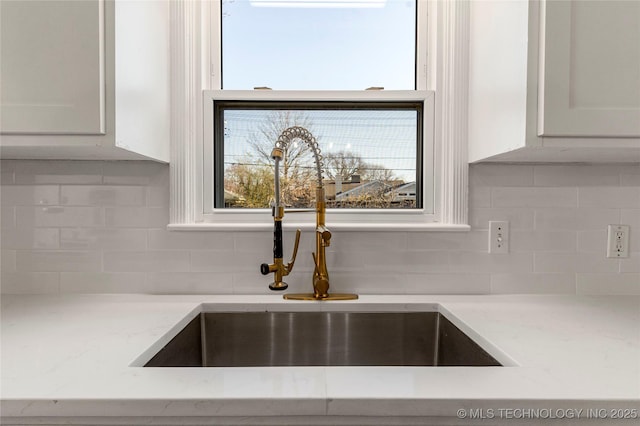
260,126,357,301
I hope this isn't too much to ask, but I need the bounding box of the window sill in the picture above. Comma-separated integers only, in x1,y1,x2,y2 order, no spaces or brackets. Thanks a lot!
167,222,471,232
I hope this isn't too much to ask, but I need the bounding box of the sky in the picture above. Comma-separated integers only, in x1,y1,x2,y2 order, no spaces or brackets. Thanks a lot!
224,108,419,182
221,0,418,183
222,0,416,90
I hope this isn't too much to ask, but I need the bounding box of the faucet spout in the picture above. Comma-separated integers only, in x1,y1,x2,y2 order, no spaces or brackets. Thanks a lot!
263,126,357,302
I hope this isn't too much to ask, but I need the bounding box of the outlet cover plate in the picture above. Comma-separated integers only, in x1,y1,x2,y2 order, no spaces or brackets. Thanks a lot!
607,224,630,258
489,221,509,254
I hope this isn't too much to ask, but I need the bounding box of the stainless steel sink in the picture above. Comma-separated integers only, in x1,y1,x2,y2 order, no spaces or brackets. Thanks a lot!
144,312,501,367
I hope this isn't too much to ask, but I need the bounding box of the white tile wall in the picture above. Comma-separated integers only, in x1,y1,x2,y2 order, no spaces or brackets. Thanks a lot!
13,161,103,184
620,166,640,186
579,187,640,209
16,206,105,228
59,272,148,293
534,252,619,274
59,228,147,250
2,228,59,249
510,230,577,252
620,253,640,273
533,165,622,187
148,229,234,250
61,185,147,206
1,185,59,205
490,273,576,294
145,272,235,294
534,208,620,231
577,273,640,295
103,250,190,272
577,230,607,253
16,250,102,272
405,273,491,294
2,272,59,294
469,207,535,230
621,209,640,251
492,187,578,208
1,160,639,295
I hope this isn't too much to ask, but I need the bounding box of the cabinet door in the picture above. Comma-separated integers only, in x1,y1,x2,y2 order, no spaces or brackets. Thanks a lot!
539,0,640,137
0,0,105,134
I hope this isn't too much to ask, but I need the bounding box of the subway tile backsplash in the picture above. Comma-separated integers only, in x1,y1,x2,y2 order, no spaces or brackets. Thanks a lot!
1,160,639,295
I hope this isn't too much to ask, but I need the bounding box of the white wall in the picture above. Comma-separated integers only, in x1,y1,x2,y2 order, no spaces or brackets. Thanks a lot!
1,160,639,295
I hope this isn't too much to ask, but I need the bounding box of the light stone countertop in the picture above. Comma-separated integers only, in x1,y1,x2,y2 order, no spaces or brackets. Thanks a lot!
1,294,639,425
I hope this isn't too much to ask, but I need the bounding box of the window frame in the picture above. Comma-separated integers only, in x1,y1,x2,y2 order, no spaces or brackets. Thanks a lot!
167,0,470,232
202,89,436,229
212,99,426,210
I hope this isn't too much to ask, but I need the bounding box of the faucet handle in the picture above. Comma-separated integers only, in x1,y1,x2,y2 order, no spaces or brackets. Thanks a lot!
260,263,273,275
286,229,301,271
317,225,331,247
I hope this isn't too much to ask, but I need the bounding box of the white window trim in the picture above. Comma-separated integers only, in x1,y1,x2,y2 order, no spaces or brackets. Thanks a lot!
201,89,435,230
168,0,469,232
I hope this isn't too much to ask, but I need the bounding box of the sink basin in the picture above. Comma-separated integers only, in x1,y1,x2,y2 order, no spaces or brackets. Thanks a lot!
144,312,502,367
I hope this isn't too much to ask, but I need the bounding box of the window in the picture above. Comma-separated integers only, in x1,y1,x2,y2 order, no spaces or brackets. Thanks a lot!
221,0,417,90
214,100,423,210
203,90,434,226
168,0,470,231
203,0,432,223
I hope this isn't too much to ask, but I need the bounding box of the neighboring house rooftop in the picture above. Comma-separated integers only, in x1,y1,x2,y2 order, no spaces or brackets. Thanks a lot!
335,181,390,200
391,182,417,202
224,190,245,205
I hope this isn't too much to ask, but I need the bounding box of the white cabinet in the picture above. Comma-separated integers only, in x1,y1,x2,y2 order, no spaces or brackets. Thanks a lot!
539,0,640,138
0,0,169,162
0,0,105,135
469,0,640,163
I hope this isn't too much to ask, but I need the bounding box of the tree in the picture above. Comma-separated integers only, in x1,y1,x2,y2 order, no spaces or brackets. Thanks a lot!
323,151,362,182
224,163,273,208
328,191,395,209
248,111,316,182
359,162,396,182
226,112,400,209
324,151,397,183
243,111,319,207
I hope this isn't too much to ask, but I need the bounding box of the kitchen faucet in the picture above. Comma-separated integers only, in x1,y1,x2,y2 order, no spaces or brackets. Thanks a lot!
260,126,358,301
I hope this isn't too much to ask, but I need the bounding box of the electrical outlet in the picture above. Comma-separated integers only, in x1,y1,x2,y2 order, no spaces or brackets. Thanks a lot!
607,225,630,258
489,221,509,254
